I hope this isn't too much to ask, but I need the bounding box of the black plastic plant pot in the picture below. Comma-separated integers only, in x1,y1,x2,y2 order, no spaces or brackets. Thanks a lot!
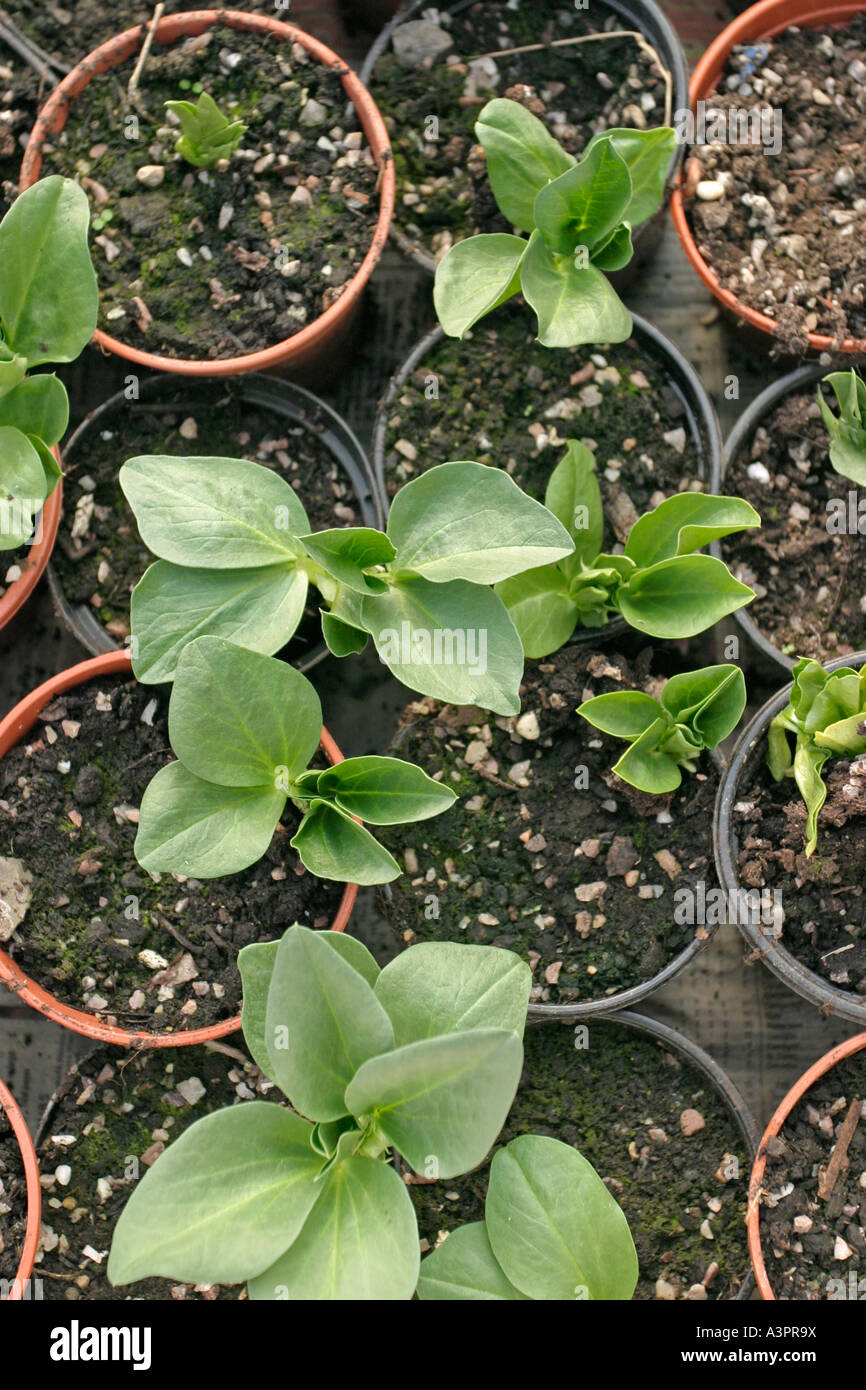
714,649,866,1026
361,0,689,275
373,310,723,651
711,362,829,677
48,372,384,672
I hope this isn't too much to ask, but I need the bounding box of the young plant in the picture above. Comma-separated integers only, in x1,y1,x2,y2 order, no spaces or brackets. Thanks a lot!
164,91,246,168
495,440,761,657
767,656,866,856
417,1134,638,1301
818,368,866,486
119,456,573,715
579,663,746,794
434,97,676,348
134,635,455,885
0,177,98,551
108,928,532,1300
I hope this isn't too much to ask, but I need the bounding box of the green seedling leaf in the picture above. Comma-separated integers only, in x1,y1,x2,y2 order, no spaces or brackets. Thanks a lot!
434,233,526,339
617,554,755,638
108,1105,324,1286
819,370,866,487
0,373,68,446
120,455,307,568
590,222,634,272
624,493,761,568
291,800,402,885
0,176,98,365
660,664,746,746
611,717,683,794
374,942,531,1047
169,636,322,788
543,441,603,575
417,1222,529,1301
577,690,665,740
315,756,457,825
794,740,832,858
386,461,572,584
165,91,247,168
247,1156,419,1301
520,231,632,348
238,939,280,1080
533,136,631,257
135,760,285,877
0,425,48,549
494,567,579,659
0,345,26,399
344,1028,523,1180
475,98,575,230
298,527,394,594
28,432,62,492
485,1135,638,1301
584,126,677,228
321,611,370,657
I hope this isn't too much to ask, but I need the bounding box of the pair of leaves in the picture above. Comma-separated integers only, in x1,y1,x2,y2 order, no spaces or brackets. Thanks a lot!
433,98,676,347
108,929,531,1299
767,656,866,855
165,91,247,168
496,441,760,657
579,663,746,794
121,455,573,715
818,369,866,487
417,1135,638,1301
135,636,455,884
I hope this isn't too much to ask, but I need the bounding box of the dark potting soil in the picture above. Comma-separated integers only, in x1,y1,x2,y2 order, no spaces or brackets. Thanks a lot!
721,384,866,663
379,646,719,1006
50,378,364,648
411,1020,750,1301
0,675,344,1035
380,310,707,537
732,755,866,1001
760,1053,866,1300
39,25,379,360
684,19,866,353
369,0,671,263
0,1106,28,1284
36,1043,281,1300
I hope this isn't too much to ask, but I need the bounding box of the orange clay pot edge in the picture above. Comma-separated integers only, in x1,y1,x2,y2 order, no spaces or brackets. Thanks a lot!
747,1030,866,1298
0,648,358,1047
19,10,395,377
0,454,62,635
0,1077,41,1301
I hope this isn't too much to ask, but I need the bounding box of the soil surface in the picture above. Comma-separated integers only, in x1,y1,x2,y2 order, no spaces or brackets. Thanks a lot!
51,377,367,651
0,1105,28,1284
36,1042,280,1300
760,1052,866,1299
411,1019,750,1301
380,310,710,544
732,752,866,1003
684,19,866,352
0,674,344,1034
721,382,866,663
40,24,379,359
379,646,720,1006
369,0,672,263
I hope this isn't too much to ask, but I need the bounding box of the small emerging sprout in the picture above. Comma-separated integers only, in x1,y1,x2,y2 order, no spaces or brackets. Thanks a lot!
818,368,866,487
579,664,746,794
165,91,246,168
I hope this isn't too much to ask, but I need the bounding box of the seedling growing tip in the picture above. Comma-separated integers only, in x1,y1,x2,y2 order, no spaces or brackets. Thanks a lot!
165,91,246,168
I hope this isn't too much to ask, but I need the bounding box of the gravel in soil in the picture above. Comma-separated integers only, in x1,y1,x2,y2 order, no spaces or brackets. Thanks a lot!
49,377,366,650
410,1019,750,1301
39,25,379,360
760,1053,866,1300
369,0,672,263
379,645,719,1006
0,675,344,1035
732,754,866,1001
36,1042,280,1300
380,310,709,535
0,1105,28,1284
684,19,866,352
721,384,866,664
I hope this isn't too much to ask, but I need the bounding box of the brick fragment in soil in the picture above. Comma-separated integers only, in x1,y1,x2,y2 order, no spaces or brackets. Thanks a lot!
0,676,343,1034
410,1020,750,1301
378,646,718,1006
760,1053,866,1299
0,1108,28,1283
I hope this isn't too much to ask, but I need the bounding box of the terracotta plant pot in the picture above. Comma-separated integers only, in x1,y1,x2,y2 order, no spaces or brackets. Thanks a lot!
20,9,395,379
0,1076,41,1302
714,650,866,1027
748,1030,866,1299
0,451,62,641
670,0,866,355
0,649,358,1047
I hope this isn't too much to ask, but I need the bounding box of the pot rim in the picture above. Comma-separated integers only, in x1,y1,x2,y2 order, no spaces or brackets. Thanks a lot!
0,455,63,638
360,0,688,275
714,647,866,1025
747,1029,866,1299
0,1076,42,1301
0,648,358,1046
46,370,385,661
19,8,395,377
670,0,866,355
